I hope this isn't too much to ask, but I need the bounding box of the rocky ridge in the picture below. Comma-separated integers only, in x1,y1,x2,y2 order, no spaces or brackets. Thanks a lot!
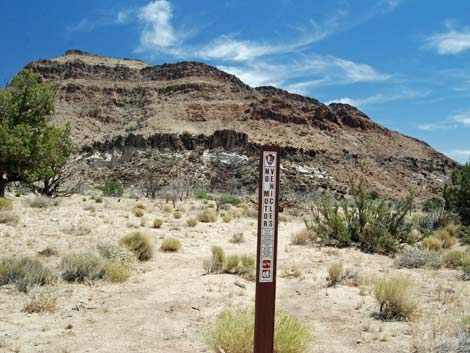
25,50,456,198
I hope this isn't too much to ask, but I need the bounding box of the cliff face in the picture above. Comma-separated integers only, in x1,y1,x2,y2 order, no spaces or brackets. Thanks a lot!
25,50,456,198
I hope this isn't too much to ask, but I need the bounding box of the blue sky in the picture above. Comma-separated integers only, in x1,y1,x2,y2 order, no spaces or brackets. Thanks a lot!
1,0,470,163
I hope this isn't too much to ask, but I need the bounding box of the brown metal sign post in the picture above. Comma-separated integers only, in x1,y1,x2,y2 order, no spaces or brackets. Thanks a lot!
254,145,281,353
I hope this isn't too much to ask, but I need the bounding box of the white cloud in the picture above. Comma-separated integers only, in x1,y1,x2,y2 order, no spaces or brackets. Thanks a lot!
326,89,428,107
446,150,470,163
67,8,132,32
137,0,178,52
417,111,470,131
424,24,470,55
199,36,277,62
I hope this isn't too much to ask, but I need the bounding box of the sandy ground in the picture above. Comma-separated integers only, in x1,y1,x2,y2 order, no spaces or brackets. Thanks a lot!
0,194,469,353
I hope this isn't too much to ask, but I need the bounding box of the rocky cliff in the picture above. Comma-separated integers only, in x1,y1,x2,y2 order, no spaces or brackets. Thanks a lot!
25,50,456,199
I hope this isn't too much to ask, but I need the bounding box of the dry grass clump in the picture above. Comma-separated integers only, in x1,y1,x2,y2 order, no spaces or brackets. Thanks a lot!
119,232,153,261
132,206,145,217
97,242,135,264
30,195,53,208
224,255,241,273
421,237,442,251
173,211,182,219
442,250,466,269
104,260,131,283
0,198,13,210
327,263,343,287
163,204,173,213
395,247,442,269
203,246,225,273
198,209,218,223
434,229,457,249
204,307,314,353
374,276,418,321
60,252,104,282
186,218,198,227
462,256,470,278
0,257,55,292
281,265,302,279
22,286,58,313
160,237,182,252
230,232,244,244
291,229,312,245
134,202,146,210
153,219,163,228
0,211,19,225
222,215,232,223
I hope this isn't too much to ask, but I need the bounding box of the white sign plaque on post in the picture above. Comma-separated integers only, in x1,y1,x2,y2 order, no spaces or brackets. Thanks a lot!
259,150,277,282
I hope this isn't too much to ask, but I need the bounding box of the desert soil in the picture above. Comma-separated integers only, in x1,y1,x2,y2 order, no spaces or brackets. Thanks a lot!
0,194,468,353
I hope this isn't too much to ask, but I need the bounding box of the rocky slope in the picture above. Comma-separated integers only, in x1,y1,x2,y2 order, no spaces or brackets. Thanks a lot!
26,50,456,199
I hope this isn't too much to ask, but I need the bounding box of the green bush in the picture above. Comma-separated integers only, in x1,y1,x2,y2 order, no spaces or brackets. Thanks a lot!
60,252,104,282
444,162,470,226
306,177,414,254
119,232,153,261
459,226,470,245
96,181,123,197
0,257,55,292
218,194,241,206
153,219,163,228
423,197,444,212
194,191,210,199
204,307,314,353
160,238,182,252
374,276,418,320
0,198,13,210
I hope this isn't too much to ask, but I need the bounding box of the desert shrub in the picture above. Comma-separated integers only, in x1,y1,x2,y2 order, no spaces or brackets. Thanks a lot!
462,256,470,278
119,232,153,261
423,197,444,212
421,237,442,251
374,276,417,320
134,202,145,210
237,255,255,279
105,260,131,283
30,195,52,208
22,286,58,313
160,237,182,252
186,218,198,227
132,207,144,217
443,250,465,269
0,211,19,225
37,246,59,257
0,198,13,210
96,242,135,264
222,215,232,223
95,196,103,203
60,252,104,282
460,226,470,245
443,162,470,226
205,307,314,353
306,176,414,254
96,181,123,197
203,246,225,273
245,208,257,218
194,191,210,199
291,229,310,245
163,204,173,212
230,232,244,244
225,255,241,274
412,210,453,236
198,209,218,223
395,247,442,269
434,229,457,249
327,263,343,287
0,257,55,292
207,203,215,209
444,223,460,238
153,219,163,228
218,194,241,206
173,211,182,219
